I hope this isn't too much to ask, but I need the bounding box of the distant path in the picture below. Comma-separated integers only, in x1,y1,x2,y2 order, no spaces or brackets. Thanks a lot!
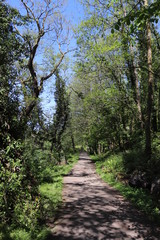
48,152,160,239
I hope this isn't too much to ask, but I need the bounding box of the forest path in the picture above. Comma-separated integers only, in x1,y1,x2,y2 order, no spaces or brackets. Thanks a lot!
48,152,160,240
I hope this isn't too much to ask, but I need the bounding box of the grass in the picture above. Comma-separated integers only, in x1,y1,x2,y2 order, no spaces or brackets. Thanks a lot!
91,153,160,223
39,153,79,219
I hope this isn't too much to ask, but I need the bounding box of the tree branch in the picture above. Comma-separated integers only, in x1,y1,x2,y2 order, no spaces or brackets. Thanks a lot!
39,51,66,91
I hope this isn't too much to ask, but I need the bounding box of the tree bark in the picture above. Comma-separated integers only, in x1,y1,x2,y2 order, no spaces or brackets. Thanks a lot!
71,132,76,152
129,45,144,128
120,0,143,128
144,0,154,159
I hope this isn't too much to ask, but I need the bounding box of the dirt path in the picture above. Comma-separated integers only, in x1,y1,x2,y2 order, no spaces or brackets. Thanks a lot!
48,152,160,239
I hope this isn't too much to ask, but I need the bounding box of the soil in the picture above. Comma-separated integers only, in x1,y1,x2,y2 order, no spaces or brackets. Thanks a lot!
47,152,160,240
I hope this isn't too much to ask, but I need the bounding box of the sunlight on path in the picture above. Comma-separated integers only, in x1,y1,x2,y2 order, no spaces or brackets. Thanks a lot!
48,152,160,240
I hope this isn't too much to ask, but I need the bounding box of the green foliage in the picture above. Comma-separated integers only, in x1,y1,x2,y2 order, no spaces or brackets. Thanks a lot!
23,138,51,183
40,182,62,217
13,197,40,230
0,0,77,239
0,105,79,237
0,136,42,232
92,153,125,177
0,138,22,221
0,224,50,240
71,0,160,163
123,149,146,173
36,228,52,240
113,0,160,34
0,1,25,145
10,229,31,240
50,71,70,161
41,167,54,183
1,0,160,238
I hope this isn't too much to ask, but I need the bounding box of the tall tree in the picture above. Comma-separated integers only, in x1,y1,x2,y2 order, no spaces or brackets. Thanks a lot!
144,0,154,158
67,0,160,158
14,0,70,119
0,1,25,146
50,71,70,161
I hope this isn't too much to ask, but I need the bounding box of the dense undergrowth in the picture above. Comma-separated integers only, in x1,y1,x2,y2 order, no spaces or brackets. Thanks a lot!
91,151,160,223
0,153,79,240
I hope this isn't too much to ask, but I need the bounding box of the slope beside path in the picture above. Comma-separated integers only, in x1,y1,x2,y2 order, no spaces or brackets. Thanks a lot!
48,152,160,240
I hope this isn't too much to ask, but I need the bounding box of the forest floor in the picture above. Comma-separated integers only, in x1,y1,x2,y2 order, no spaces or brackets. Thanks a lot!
47,152,160,240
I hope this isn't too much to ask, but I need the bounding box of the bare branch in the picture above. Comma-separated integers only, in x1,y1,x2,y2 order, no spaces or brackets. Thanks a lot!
21,0,41,32
39,51,66,91
14,25,32,51
16,0,71,118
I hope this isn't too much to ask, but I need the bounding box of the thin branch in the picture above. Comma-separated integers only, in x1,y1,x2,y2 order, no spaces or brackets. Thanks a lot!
14,25,32,51
21,0,41,32
39,51,66,91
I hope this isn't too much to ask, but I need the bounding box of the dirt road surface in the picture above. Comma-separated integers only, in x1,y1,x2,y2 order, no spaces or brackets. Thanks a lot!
48,152,160,239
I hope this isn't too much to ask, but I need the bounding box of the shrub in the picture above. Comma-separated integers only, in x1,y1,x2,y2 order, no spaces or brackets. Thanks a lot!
13,196,40,230
10,229,31,240
122,149,146,173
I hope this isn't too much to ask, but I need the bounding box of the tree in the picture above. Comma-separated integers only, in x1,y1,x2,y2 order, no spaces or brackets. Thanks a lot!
14,0,70,119
144,0,154,158
71,0,160,159
0,1,40,224
0,1,25,146
50,71,70,162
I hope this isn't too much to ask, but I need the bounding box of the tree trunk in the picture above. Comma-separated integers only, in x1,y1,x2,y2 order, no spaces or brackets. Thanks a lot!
130,45,143,128
144,0,154,159
152,79,158,132
120,0,143,129
158,88,160,131
71,132,75,152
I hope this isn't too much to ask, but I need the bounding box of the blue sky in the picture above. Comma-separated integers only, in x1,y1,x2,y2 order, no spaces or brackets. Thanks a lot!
7,0,84,27
6,0,84,118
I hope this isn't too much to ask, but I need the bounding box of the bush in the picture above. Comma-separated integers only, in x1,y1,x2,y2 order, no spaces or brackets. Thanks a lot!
10,229,31,240
0,138,25,223
122,149,146,173
13,196,40,230
40,167,54,183
0,135,79,239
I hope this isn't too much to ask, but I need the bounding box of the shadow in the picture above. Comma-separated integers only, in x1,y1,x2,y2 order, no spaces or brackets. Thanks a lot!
90,152,113,163
47,153,160,240
78,152,93,160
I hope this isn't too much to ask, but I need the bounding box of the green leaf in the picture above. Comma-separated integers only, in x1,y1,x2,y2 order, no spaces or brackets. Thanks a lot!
117,19,121,26
130,24,135,34
126,18,130,25
111,28,114,34
115,24,119,31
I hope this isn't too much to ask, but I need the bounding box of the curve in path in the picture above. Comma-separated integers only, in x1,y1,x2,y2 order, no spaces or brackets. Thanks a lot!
48,152,160,240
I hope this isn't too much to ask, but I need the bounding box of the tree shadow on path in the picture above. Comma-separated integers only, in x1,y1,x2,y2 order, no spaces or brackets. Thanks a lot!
47,152,160,240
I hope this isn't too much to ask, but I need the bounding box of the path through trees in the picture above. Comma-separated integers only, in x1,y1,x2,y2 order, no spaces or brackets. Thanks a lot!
48,153,160,240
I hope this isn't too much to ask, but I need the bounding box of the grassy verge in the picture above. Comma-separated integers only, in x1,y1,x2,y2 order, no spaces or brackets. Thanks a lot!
91,153,160,223
0,153,79,240
39,153,79,220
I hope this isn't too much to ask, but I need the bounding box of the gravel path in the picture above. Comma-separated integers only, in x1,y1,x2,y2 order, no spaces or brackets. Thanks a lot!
48,152,160,239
